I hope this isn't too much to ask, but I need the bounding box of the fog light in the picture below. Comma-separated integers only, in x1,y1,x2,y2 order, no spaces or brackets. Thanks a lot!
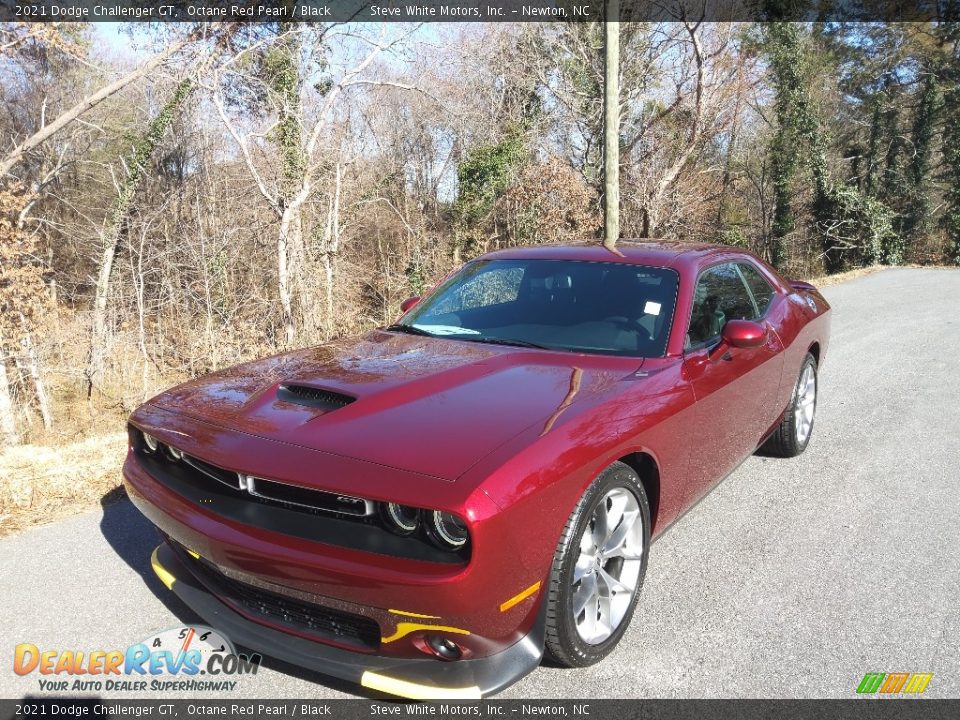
426,635,463,662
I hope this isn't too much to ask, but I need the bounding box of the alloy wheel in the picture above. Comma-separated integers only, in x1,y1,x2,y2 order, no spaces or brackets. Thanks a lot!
794,363,817,445
571,488,644,644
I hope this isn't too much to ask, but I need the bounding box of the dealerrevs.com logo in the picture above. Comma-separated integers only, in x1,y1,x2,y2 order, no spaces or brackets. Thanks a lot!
14,626,260,693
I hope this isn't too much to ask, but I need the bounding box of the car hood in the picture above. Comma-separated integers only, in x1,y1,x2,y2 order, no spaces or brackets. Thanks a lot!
148,330,635,480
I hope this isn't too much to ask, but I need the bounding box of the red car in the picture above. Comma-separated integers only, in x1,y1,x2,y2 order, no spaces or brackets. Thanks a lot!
126,242,830,699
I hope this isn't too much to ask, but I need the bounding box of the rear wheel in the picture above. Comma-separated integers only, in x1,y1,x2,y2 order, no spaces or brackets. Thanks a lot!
544,462,650,667
763,352,818,458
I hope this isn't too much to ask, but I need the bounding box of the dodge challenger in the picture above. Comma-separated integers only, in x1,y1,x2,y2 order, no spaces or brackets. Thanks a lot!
125,242,830,699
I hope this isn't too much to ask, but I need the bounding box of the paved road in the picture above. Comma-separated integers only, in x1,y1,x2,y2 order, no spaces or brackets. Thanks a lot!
2,268,959,700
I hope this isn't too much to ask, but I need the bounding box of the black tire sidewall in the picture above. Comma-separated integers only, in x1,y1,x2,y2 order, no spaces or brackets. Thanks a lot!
546,462,651,667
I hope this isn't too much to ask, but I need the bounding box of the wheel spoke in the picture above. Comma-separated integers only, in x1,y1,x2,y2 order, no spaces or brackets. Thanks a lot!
598,566,635,595
596,593,612,638
579,526,596,555
586,594,602,640
602,508,639,555
572,573,598,616
591,508,608,549
602,493,627,544
573,556,595,583
605,545,643,561
608,589,632,629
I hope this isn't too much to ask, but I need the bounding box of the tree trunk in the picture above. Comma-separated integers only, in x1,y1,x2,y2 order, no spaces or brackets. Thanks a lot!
602,1,620,252
21,334,51,430
902,73,940,244
314,162,343,342
324,163,342,340
943,69,960,263
277,204,299,347
85,78,195,396
322,252,334,341
272,30,307,347
87,226,121,397
0,344,18,447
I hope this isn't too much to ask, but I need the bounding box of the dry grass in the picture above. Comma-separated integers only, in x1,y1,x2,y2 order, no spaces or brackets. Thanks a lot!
805,264,887,287
0,432,127,537
805,262,958,288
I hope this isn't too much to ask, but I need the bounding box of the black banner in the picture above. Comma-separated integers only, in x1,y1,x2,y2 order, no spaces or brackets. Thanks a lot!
3,700,960,720
0,0,953,23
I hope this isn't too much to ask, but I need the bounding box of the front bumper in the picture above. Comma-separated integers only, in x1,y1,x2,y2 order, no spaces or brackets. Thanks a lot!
150,542,546,699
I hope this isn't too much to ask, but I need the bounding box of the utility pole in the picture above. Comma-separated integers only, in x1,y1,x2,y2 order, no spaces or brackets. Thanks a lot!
603,0,620,251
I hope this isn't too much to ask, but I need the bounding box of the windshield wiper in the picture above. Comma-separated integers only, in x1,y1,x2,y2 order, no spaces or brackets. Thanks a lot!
458,336,557,351
383,324,435,337
385,325,558,350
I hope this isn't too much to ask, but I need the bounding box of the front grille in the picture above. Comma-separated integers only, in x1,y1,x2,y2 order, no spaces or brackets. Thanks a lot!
247,476,373,516
135,433,371,518
184,550,381,651
182,454,243,490
130,425,470,565
277,384,355,411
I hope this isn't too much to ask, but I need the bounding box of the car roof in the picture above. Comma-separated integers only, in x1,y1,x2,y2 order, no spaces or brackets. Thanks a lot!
479,240,732,271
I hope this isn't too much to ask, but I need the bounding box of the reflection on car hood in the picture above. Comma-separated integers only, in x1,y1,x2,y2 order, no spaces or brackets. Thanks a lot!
148,330,634,480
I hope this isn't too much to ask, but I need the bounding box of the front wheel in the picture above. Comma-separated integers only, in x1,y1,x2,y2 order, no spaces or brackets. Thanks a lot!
544,462,650,667
762,352,818,458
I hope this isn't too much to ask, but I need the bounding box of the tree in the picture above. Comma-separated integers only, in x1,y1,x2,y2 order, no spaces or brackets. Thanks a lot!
213,25,425,344
452,132,527,261
0,183,52,445
603,0,620,250
0,25,205,179
85,78,196,397
765,22,816,268
941,14,960,263
901,72,942,244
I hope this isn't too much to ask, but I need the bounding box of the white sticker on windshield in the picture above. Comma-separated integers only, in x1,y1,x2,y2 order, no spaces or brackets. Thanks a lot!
644,301,661,316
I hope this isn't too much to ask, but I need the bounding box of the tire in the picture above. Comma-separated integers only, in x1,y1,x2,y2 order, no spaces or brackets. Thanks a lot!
544,461,651,668
762,352,818,458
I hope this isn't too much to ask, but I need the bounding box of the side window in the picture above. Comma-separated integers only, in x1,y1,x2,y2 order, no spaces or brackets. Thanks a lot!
687,263,756,347
738,262,775,317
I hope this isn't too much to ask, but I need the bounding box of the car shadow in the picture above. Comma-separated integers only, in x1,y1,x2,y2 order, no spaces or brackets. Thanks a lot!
97,490,386,700
97,488,198,620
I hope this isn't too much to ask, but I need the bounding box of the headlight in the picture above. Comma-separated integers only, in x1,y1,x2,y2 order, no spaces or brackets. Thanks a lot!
381,503,419,535
428,511,469,550
167,446,184,461
142,433,159,453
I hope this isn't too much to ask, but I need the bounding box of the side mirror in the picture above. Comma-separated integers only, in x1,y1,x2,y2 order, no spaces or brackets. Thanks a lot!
721,319,767,349
400,296,421,313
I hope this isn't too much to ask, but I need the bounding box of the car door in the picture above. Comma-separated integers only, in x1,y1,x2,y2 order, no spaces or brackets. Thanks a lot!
681,262,785,507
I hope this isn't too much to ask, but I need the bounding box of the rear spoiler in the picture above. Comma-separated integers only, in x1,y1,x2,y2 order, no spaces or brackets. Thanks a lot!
789,280,818,293
789,279,828,305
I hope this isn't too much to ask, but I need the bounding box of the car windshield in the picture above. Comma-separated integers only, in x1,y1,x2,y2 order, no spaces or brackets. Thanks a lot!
395,259,680,357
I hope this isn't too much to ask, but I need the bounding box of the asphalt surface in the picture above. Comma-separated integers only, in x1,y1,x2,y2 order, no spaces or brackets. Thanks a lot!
2,267,959,700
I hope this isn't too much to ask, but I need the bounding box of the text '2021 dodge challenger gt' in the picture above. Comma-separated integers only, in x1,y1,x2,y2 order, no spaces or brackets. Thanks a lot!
124,242,830,699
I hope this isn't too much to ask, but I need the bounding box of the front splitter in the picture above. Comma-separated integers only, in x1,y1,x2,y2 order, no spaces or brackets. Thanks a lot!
150,542,546,700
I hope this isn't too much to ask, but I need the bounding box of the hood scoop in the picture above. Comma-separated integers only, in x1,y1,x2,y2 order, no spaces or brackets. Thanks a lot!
277,383,356,412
